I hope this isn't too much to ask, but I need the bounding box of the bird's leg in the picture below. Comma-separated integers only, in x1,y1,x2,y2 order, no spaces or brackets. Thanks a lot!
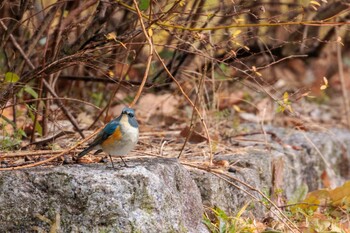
120,156,128,167
109,154,115,168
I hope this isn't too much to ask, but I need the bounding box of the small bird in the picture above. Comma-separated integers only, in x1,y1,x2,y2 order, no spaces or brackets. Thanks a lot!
77,107,139,168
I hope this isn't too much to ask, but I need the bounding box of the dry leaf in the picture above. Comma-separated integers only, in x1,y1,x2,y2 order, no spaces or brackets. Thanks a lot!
321,170,331,188
179,126,207,143
218,91,244,110
329,181,350,206
310,0,321,6
138,93,178,117
212,160,229,168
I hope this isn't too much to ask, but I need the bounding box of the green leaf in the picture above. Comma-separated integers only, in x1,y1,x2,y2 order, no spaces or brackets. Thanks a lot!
288,183,309,204
139,0,150,10
159,49,173,59
202,218,217,232
24,85,38,98
5,72,20,83
26,104,43,136
17,129,27,138
34,121,43,136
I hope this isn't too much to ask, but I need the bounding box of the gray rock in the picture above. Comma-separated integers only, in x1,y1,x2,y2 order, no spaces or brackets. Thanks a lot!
277,127,350,197
1,125,349,230
0,158,206,233
189,126,350,217
190,149,272,216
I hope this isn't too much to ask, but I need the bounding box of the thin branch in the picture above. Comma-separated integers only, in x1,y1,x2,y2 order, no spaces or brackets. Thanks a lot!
0,150,64,158
42,79,85,138
182,162,301,233
116,0,350,31
154,50,214,166
0,128,101,171
59,75,153,87
178,64,206,158
129,0,154,107
2,97,101,110
336,26,350,127
0,20,85,138
22,131,75,150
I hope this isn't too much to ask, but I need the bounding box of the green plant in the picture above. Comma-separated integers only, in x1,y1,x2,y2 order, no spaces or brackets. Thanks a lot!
203,203,257,233
0,122,26,150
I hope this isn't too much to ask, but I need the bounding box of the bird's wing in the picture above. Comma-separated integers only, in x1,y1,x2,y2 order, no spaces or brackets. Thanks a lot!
90,120,120,146
77,120,120,158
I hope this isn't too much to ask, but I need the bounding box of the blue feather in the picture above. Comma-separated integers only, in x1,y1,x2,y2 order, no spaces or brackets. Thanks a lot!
103,120,120,135
77,120,120,158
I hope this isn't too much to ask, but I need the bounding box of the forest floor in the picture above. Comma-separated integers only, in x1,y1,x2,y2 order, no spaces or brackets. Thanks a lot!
1,80,350,232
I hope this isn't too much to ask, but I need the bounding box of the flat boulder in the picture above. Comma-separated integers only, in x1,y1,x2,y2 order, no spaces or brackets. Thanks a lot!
0,158,206,233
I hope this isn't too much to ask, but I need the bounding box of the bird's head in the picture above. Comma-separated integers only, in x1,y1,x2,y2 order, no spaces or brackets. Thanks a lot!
121,107,138,128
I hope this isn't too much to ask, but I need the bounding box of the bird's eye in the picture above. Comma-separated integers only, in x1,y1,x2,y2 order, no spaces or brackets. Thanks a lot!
127,112,134,117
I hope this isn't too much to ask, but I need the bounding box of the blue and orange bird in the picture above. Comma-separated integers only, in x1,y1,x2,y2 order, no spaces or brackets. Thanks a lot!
77,107,139,167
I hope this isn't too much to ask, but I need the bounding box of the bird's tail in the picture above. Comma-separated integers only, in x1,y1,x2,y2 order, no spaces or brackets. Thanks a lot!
77,146,95,158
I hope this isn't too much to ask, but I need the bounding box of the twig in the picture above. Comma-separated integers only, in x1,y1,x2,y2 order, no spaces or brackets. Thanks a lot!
214,172,299,233
181,162,300,232
336,26,350,127
278,202,332,209
178,64,206,158
160,140,168,156
30,69,44,143
88,46,145,129
42,79,85,138
0,21,85,138
103,45,143,122
0,150,65,158
254,55,308,70
116,0,350,31
301,131,337,182
154,50,214,166
22,131,75,149
259,105,271,152
12,95,17,131
129,0,154,107
59,75,153,87
2,97,101,110
0,111,16,128
0,127,101,171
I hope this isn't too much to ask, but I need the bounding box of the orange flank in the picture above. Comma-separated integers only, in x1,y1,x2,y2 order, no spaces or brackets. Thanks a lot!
102,127,122,146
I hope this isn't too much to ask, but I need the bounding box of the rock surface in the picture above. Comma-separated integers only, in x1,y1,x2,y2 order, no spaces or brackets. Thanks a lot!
1,126,350,231
0,158,206,233
188,126,350,216
190,149,272,216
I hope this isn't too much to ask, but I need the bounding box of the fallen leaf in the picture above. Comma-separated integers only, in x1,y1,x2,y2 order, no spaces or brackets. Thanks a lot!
212,160,229,168
218,91,244,110
321,170,331,188
329,181,350,206
179,126,208,143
